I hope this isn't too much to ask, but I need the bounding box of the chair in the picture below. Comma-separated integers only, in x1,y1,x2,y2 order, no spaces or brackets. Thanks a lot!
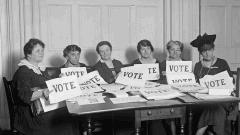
2,77,23,135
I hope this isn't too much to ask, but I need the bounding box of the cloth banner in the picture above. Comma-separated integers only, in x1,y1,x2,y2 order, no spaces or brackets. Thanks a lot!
134,64,160,80
78,71,107,85
116,66,146,87
46,76,82,104
166,61,192,74
199,70,234,95
167,72,196,85
61,67,87,78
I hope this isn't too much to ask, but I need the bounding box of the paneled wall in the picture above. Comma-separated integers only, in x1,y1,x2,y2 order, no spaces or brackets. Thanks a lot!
0,0,199,129
201,0,240,70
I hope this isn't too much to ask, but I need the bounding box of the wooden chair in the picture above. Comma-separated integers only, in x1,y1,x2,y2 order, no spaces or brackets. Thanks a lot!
2,77,23,135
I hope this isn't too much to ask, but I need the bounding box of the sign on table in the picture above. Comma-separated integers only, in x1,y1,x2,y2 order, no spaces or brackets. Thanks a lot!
78,71,107,85
61,67,87,78
167,72,196,85
79,84,103,94
134,64,160,80
166,61,192,74
39,98,65,112
46,76,82,104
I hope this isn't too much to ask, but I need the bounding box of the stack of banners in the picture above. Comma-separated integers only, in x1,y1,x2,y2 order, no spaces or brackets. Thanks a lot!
189,93,234,100
171,83,206,93
78,71,107,85
139,85,184,100
100,83,126,91
166,61,196,85
67,93,105,105
79,83,104,94
116,66,147,87
109,95,147,104
61,67,87,78
39,98,66,112
199,70,234,96
46,76,82,104
133,64,160,80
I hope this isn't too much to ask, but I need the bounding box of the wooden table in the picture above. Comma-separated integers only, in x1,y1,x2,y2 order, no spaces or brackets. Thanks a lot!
67,99,186,135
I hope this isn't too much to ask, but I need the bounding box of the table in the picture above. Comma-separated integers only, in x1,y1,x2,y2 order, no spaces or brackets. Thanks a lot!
67,98,186,135
66,94,240,135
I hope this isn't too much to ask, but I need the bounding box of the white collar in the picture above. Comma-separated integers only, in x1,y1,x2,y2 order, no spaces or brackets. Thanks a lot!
18,59,45,75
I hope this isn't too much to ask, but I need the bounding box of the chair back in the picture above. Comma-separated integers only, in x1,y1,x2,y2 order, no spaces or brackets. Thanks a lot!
2,77,16,130
231,68,240,97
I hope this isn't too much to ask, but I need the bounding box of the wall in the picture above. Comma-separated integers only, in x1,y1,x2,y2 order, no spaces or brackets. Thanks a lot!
0,0,199,129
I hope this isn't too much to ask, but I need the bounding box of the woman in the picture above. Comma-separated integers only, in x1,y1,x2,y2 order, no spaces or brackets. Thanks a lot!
160,40,184,84
131,39,160,64
191,33,235,135
61,44,87,68
12,38,80,135
93,41,123,84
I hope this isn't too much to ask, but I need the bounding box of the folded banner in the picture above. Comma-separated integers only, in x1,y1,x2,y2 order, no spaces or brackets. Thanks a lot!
61,67,87,78
134,64,160,80
166,61,192,74
79,84,103,94
46,76,82,104
199,70,234,95
116,66,146,87
167,72,196,85
78,71,107,85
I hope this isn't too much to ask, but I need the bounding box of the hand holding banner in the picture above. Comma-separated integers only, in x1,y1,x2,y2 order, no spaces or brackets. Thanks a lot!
46,76,82,104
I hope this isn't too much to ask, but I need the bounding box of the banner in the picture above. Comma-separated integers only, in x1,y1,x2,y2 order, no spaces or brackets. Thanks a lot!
39,98,65,112
167,72,196,85
79,84,103,94
166,61,192,74
61,67,87,78
199,70,234,95
46,76,82,104
134,64,160,80
116,66,146,87
78,71,107,85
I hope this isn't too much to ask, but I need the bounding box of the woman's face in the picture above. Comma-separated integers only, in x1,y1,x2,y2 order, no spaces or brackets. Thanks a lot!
201,49,214,61
139,46,152,58
168,44,182,60
99,45,112,60
28,44,44,63
66,51,80,65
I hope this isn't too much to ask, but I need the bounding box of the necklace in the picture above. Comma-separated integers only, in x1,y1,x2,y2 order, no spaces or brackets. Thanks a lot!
198,58,214,79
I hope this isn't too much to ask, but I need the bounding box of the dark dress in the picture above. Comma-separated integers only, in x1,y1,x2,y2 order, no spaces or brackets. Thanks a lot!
193,58,236,135
12,66,80,135
93,59,122,84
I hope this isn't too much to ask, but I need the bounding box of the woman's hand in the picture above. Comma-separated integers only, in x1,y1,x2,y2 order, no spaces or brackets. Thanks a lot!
59,73,64,78
42,88,50,100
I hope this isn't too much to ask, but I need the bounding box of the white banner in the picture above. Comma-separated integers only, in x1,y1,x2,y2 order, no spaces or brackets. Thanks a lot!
78,71,107,85
167,72,196,85
39,98,65,112
134,64,160,80
46,76,82,104
166,61,192,74
199,71,234,95
61,67,87,78
79,84,103,94
116,66,146,87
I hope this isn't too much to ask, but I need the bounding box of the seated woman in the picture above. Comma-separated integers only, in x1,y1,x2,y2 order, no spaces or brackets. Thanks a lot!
191,33,235,135
131,39,160,64
93,41,123,83
160,40,184,84
12,38,80,135
61,44,87,68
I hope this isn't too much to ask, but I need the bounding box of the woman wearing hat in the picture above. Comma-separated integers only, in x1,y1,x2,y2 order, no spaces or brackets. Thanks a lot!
191,33,236,135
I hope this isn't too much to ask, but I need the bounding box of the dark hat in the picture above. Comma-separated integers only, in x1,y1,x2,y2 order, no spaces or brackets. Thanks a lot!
190,33,216,48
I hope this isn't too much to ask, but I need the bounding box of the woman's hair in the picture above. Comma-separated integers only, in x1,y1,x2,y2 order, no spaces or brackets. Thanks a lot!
96,41,112,54
137,39,154,53
24,38,45,58
198,43,215,54
63,44,81,57
166,40,184,52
